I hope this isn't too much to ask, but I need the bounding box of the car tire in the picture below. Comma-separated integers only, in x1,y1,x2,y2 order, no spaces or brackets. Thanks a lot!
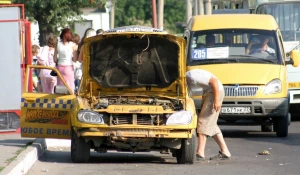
261,125,272,132
176,131,196,164
276,113,289,137
71,129,90,163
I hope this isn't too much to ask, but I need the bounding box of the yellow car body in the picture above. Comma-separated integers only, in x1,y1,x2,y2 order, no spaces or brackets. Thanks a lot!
184,14,300,137
21,26,197,164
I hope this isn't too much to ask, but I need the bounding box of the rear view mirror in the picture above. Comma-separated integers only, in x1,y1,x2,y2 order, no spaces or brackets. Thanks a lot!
288,50,300,67
54,85,70,95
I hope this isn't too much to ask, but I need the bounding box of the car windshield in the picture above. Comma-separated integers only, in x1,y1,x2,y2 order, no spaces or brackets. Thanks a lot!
187,29,282,66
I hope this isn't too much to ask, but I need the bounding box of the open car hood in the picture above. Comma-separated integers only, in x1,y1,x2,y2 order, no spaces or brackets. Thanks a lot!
83,28,186,97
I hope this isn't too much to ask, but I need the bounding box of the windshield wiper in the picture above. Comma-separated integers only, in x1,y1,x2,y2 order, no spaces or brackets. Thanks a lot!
190,57,277,66
228,55,260,58
190,59,240,65
229,55,277,63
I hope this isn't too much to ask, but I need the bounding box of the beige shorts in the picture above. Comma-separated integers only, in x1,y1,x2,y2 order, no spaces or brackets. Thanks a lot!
197,89,224,137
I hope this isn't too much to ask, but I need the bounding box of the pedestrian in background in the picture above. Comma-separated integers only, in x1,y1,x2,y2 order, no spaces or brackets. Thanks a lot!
54,28,77,93
186,69,231,161
32,44,42,92
72,33,81,92
96,28,104,35
72,33,80,49
75,28,96,93
38,34,58,93
77,28,96,62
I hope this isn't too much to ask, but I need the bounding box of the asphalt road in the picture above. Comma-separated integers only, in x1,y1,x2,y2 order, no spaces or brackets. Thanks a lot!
26,120,300,175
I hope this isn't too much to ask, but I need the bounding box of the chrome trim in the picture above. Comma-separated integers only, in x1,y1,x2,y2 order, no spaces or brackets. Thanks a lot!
224,86,259,97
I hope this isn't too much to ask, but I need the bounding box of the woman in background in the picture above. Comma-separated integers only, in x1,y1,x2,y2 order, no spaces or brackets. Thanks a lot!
38,34,58,93
54,28,78,93
77,28,96,63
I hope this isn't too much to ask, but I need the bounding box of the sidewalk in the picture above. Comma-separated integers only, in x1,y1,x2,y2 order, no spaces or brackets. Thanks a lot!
0,133,70,175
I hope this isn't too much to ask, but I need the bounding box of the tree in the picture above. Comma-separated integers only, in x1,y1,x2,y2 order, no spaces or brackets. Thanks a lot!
12,0,106,46
114,0,186,34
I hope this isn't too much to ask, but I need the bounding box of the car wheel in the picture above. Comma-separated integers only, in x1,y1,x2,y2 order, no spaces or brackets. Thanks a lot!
71,129,90,163
276,113,289,137
176,131,196,164
261,125,272,132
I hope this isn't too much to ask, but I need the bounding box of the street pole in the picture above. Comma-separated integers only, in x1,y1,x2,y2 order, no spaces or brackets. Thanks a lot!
193,0,198,16
204,0,211,15
198,0,204,15
152,0,158,28
186,0,192,24
110,0,115,29
158,0,164,30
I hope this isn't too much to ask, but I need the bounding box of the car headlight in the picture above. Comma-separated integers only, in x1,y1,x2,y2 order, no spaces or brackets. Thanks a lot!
264,79,281,95
77,110,104,124
166,111,193,125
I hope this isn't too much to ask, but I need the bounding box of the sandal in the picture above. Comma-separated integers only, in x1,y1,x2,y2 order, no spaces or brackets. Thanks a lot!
209,151,230,160
196,154,205,161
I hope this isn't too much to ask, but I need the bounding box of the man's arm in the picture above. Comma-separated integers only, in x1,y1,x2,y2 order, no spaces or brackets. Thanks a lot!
209,77,221,112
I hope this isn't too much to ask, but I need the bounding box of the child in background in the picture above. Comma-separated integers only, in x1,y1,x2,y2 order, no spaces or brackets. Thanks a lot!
38,34,58,93
72,33,81,93
32,44,42,92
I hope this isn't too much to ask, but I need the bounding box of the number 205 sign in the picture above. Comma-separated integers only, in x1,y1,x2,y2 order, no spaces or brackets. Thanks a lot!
192,49,207,60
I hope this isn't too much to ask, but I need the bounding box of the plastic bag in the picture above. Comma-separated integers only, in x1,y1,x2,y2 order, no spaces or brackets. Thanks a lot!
75,67,82,79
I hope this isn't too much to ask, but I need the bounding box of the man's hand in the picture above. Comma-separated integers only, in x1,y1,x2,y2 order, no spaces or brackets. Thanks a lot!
209,77,222,112
214,100,222,112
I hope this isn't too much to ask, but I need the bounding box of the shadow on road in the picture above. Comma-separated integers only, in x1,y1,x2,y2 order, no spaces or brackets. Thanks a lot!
221,122,300,146
40,150,176,164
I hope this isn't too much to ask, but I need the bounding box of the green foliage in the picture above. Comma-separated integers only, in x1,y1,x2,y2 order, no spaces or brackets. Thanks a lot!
11,0,103,45
114,0,185,34
11,0,186,45
164,0,185,34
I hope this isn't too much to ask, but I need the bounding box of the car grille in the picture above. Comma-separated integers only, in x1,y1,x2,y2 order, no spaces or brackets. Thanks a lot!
110,114,164,125
224,86,258,97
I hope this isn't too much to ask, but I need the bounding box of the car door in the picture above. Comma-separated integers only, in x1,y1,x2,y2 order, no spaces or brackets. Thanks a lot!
20,65,75,139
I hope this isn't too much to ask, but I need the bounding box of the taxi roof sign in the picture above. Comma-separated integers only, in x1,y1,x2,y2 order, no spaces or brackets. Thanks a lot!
0,0,12,4
106,26,165,33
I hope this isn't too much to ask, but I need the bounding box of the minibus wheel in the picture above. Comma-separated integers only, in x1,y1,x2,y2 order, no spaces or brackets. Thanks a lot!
71,129,90,163
276,113,289,137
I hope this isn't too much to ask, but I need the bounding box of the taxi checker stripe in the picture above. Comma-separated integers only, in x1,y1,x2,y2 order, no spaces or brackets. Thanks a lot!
20,98,72,109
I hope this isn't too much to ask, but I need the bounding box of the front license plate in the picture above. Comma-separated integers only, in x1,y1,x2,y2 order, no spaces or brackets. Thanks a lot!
288,82,300,88
221,107,251,114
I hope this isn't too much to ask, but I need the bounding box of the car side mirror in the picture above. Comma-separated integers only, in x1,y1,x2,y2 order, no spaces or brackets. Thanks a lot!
286,50,300,67
54,85,71,95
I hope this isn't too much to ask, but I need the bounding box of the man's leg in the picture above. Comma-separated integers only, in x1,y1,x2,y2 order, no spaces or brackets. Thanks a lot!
212,132,231,157
196,133,207,157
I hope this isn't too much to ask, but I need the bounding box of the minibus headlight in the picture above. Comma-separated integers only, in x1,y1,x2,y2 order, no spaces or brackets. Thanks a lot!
264,79,281,95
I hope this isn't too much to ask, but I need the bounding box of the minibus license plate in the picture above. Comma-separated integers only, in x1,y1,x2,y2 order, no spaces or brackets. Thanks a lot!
221,107,251,114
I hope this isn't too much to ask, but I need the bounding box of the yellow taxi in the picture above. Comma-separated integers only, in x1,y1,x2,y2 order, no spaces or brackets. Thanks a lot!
21,26,197,164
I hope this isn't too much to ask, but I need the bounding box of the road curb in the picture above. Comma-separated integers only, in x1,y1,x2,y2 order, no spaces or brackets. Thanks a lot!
0,138,47,175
